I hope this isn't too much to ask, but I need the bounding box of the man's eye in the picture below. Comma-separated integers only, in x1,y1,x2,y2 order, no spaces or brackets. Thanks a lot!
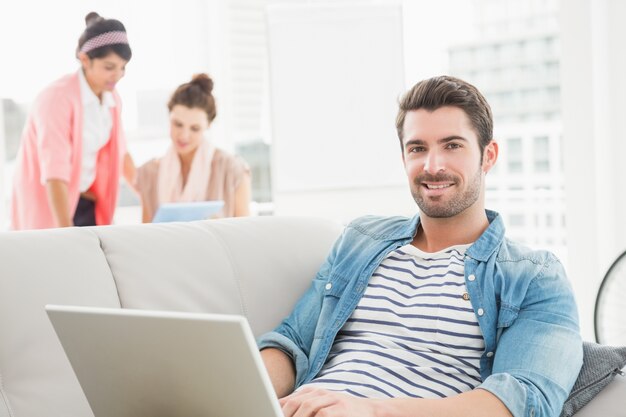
447,143,461,149
410,147,425,153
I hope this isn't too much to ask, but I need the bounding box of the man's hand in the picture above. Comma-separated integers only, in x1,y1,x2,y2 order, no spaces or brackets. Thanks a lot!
279,387,382,417
278,385,513,417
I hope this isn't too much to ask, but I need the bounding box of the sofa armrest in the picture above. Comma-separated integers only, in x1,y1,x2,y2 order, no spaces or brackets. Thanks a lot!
572,367,625,417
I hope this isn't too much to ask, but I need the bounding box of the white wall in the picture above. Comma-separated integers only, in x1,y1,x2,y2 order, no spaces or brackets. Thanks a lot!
560,0,626,340
275,185,417,225
0,0,230,138
267,3,407,219
0,100,5,229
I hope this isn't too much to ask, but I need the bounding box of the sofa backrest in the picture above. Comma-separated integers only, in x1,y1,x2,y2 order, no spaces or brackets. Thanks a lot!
0,216,342,417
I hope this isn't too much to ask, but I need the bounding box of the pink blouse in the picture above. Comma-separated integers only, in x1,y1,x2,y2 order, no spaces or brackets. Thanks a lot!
10,72,126,230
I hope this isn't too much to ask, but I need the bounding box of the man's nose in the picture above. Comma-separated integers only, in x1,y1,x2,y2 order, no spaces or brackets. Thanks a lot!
423,151,445,174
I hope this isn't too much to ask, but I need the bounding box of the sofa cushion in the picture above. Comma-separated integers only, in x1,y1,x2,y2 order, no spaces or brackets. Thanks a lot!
560,342,626,417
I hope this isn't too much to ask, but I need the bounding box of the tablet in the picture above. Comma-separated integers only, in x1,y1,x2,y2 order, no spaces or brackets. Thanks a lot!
46,305,283,417
152,200,224,223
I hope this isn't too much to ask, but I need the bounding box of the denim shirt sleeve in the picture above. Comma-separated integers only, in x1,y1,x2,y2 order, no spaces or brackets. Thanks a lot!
256,229,342,388
478,255,583,417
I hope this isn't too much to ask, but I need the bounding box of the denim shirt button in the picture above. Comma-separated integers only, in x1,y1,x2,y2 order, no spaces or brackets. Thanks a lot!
325,283,332,290
477,308,484,316
468,274,476,281
486,351,494,358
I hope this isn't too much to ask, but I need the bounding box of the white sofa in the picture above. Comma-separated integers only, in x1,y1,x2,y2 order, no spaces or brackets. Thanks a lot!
0,217,623,417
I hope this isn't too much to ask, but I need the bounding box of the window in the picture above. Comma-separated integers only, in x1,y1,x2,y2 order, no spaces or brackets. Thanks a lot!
533,136,550,172
450,49,474,68
507,137,523,173
547,87,560,107
524,38,544,60
1,99,26,161
510,213,525,227
545,62,559,81
521,88,542,108
500,42,520,63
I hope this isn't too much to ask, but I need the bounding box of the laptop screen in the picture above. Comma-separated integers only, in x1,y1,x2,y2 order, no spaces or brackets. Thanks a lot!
46,305,282,417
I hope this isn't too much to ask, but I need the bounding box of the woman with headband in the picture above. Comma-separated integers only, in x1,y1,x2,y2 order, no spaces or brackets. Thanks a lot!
10,12,135,229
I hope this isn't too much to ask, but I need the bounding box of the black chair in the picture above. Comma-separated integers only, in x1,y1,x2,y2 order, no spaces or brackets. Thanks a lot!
594,250,626,345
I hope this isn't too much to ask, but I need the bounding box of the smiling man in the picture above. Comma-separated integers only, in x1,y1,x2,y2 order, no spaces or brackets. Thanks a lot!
258,76,583,417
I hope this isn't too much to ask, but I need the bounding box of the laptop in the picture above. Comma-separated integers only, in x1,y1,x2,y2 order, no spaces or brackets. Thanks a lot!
46,305,283,417
152,200,225,223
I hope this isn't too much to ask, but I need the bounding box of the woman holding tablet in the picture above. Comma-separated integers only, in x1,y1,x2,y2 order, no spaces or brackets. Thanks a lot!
10,12,135,229
135,74,251,222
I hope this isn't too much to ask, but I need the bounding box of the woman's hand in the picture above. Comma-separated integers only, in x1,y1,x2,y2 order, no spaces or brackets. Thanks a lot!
123,152,138,193
45,179,73,227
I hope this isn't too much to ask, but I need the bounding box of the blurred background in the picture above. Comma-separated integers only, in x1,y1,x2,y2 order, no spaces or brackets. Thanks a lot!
1,0,625,340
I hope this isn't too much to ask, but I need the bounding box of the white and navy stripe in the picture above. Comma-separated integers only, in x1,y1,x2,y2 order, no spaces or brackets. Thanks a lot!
305,243,484,399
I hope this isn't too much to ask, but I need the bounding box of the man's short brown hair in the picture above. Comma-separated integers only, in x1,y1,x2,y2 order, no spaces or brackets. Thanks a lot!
396,75,493,155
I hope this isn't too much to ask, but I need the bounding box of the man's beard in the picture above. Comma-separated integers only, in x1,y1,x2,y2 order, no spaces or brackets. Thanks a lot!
411,166,482,218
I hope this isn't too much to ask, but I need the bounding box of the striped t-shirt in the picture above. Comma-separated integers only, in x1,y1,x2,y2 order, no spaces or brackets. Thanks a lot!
305,243,485,398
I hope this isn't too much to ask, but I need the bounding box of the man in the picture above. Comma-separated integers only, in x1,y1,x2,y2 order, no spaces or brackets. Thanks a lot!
258,76,582,417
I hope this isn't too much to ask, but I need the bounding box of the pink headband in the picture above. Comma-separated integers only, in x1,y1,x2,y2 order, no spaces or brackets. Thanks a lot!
80,31,129,54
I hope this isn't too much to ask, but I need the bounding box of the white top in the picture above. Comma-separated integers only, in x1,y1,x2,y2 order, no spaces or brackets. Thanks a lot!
306,243,485,399
77,69,115,192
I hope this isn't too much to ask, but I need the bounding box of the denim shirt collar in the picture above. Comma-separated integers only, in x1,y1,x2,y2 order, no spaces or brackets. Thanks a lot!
466,210,505,262
398,209,504,262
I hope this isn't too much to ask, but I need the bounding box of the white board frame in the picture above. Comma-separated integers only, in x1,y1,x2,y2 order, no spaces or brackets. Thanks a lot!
267,2,406,193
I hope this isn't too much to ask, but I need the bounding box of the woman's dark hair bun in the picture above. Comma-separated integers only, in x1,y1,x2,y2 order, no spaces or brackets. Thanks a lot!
191,73,214,95
169,73,217,121
85,12,102,27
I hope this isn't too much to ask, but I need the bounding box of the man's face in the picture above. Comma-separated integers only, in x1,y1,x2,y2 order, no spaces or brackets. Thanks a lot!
401,106,496,219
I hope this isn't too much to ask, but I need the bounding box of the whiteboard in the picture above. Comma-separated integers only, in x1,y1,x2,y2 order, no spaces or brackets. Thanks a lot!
0,101,6,229
267,2,406,192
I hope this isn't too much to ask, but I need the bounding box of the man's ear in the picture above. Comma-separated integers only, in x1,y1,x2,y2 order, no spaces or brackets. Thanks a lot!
482,140,499,173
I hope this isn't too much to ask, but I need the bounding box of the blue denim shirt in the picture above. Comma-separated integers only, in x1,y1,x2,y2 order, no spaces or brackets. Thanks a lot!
258,210,583,417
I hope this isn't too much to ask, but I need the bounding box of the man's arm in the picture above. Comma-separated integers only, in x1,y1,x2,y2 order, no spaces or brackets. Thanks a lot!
279,386,512,417
477,255,582,417
279,386,511,417
383,388,512,417
261,348,296,398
